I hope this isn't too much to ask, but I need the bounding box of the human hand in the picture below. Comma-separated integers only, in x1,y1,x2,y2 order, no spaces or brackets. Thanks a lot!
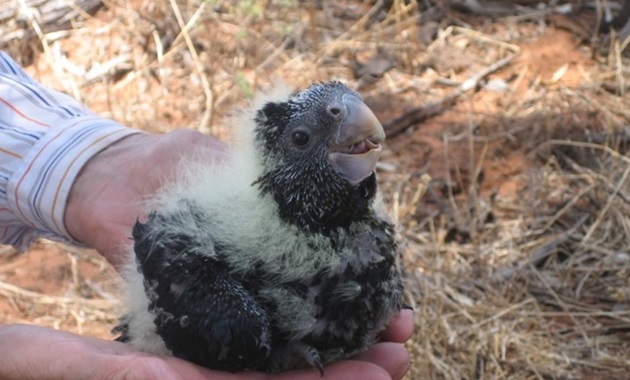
64,130,229,269
0,310,412,380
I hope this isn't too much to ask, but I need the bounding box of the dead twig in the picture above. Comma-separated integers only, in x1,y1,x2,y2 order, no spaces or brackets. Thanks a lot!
383,54,517,137
494,214,589,281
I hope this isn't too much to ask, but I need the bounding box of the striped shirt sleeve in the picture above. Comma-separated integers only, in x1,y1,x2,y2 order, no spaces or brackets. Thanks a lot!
0,52,142,251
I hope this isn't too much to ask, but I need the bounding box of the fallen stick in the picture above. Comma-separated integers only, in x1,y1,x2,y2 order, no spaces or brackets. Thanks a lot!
384,54,517,138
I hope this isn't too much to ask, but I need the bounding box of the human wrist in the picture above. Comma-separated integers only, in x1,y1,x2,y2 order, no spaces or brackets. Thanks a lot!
6,117,139,246
64,133,149,249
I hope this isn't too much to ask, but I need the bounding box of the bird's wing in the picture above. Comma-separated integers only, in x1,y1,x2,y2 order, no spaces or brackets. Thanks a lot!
129,211,273,372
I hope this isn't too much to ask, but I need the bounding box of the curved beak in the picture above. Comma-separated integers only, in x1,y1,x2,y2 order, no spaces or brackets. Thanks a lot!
328,94,385,185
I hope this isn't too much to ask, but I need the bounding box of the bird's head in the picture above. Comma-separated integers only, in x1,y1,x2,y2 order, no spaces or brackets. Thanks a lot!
252,81,385,233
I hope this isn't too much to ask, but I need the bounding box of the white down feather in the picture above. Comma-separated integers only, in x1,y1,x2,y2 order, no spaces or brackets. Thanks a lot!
119,83,391,354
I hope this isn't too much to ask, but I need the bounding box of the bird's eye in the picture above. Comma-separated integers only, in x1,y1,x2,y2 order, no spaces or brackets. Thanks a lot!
291,131,310,146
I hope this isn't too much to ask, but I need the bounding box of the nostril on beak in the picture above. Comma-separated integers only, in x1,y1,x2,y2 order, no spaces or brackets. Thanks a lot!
327,105,344,118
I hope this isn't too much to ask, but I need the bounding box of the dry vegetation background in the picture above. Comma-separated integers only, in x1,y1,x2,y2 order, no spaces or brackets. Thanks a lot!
1,0,630,378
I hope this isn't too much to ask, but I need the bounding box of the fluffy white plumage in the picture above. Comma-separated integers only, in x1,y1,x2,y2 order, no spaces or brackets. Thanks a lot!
120,85,294,355
117,81,404,372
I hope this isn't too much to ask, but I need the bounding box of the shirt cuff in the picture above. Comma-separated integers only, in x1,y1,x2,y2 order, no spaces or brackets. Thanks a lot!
6,116,142,245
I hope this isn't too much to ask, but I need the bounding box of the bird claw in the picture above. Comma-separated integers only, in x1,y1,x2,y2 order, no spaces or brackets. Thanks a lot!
297,343,324,376
316,362,324,377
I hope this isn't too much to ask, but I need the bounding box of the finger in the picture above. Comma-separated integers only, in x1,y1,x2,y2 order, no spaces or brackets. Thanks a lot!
118,351,394,380
113,355,264,380
379,309,414,343
159,309,414,380
352,342,410,380
270,360,391,380
157,359,393,380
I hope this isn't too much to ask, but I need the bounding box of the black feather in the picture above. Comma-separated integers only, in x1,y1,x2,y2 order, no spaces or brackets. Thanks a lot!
115,81,404,373
131,213,272,372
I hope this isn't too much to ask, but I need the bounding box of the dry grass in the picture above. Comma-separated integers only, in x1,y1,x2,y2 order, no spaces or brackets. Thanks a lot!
1,1,630,378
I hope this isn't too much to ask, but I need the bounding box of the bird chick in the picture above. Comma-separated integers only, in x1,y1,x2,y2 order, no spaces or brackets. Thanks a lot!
115,81,405,374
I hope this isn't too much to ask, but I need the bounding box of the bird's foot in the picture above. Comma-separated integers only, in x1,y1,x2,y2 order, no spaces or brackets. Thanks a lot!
297,343,324,376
